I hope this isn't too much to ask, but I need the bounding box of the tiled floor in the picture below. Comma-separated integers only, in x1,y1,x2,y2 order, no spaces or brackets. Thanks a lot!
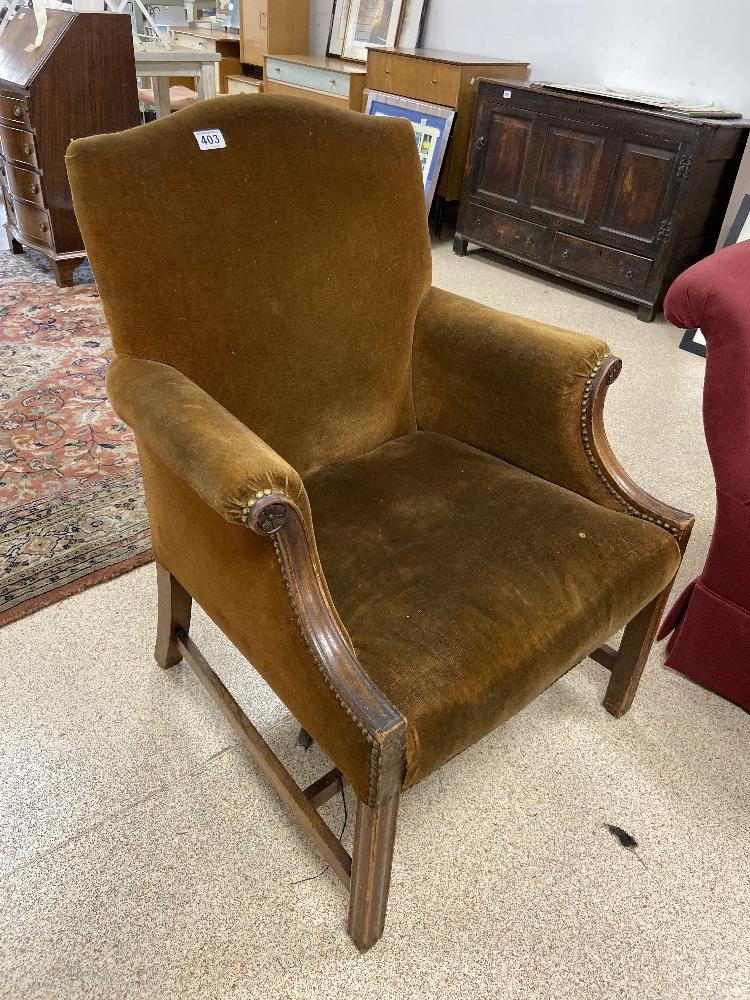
0,240,748,1000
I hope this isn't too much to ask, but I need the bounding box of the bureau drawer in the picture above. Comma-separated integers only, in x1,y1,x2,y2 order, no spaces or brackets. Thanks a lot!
226,75,262,95
467,204,547,261
10,196,53,248
0,93,31,129
0,125,39,169
3,160,44,208
171,31,216,52
266,58,351,99
550,233,652,292
367,51,459,108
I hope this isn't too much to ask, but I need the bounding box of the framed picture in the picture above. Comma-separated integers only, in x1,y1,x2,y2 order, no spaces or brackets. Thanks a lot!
327,0,349,57
328,0,428,59
342,0,404,62
397,0,429,48
365,90,454,211
679,193,750,357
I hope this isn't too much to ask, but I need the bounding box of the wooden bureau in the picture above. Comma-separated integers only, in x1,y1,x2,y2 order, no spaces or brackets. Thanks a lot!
0,9,139,286
455,79,750,320
366,48,529,202
263,54,366,111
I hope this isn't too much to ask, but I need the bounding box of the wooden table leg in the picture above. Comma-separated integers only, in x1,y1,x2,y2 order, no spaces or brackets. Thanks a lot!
197,63,217,101
153,76,172,118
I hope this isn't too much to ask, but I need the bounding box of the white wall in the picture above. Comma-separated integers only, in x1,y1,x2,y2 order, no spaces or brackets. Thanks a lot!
422,0,750,113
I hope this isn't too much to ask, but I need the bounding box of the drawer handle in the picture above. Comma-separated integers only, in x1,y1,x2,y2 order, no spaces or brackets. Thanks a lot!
475,135,486,151
39,221,48,232
274,66,280,73
625,269,633,280
524,236,534,246
329,79,337,86
13,106,22,118
30,182,39,194
24,143,32,156
561,250,570,259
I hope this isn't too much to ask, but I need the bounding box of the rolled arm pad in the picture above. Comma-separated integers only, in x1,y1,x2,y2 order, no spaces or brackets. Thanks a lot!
106,356,306,523
413,286,613,504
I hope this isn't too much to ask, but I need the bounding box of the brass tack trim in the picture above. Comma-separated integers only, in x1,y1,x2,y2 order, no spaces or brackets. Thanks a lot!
582,357,680,539
242,490,381,805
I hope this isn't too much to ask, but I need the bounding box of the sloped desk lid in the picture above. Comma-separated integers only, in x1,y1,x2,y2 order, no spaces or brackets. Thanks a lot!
0,9,74,89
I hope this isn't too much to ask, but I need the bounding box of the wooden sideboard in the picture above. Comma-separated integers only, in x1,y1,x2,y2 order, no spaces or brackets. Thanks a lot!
366,48,529,203
0,9,139,286
240,0,309,67
263,54,366,111
455,79,750,320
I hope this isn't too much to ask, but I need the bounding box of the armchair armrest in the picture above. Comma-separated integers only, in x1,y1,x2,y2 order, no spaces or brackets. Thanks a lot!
413,286,610,505
107,357,406,804
413,287,693,543
106,356,306,524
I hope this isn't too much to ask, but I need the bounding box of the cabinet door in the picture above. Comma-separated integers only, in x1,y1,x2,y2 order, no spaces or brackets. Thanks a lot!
468,102,615,229
240,0,267,66
599,138,683,249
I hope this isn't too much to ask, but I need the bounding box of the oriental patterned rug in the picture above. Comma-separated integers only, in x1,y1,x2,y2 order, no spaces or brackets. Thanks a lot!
0,249,151,627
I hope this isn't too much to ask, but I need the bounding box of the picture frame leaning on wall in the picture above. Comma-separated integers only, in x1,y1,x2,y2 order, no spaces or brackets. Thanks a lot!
365,90,455,211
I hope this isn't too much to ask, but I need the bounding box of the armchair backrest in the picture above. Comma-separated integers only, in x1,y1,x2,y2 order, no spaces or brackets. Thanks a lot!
67,96,431,475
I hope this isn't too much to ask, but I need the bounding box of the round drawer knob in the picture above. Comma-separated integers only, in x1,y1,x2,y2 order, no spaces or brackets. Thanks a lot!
23,144,32,155
39,221,48,232
30,182,39,194
13,106,21,117
561,250,570,259
524,236,534,246
625,269,633,279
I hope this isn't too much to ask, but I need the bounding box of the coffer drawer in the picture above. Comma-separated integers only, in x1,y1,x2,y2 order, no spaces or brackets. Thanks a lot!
0,124,39,169
467,204,547,261
266,58,351,99
0,93,31,129
550,233,652,292
3,160,44,208
10,196,53,247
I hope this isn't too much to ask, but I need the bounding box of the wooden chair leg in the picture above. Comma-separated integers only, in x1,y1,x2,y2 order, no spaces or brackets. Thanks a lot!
603,585,674,717
347,795,399,952
154,563,192,668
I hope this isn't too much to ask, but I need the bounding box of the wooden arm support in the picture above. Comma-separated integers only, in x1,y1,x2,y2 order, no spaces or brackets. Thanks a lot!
245,492,407,804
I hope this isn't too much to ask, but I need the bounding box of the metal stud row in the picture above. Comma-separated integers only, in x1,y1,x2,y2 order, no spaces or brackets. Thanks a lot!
581,357,680,538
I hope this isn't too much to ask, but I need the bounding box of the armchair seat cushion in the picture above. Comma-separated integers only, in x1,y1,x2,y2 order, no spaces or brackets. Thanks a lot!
305,432,681,788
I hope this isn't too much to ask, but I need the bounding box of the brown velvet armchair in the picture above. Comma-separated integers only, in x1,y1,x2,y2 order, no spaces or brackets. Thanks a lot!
66,96,693,952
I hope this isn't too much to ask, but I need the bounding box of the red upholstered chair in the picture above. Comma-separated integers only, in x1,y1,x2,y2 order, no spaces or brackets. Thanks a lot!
658,240,750,709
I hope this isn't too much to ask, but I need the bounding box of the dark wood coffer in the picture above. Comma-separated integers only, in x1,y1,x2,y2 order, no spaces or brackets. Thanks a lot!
0,9,139,286
455,80,749,321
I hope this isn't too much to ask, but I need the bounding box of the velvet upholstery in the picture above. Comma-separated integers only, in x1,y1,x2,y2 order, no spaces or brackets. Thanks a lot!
413,288,619,509
657,241,750,709
66,96,684,802
306,432,680,786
